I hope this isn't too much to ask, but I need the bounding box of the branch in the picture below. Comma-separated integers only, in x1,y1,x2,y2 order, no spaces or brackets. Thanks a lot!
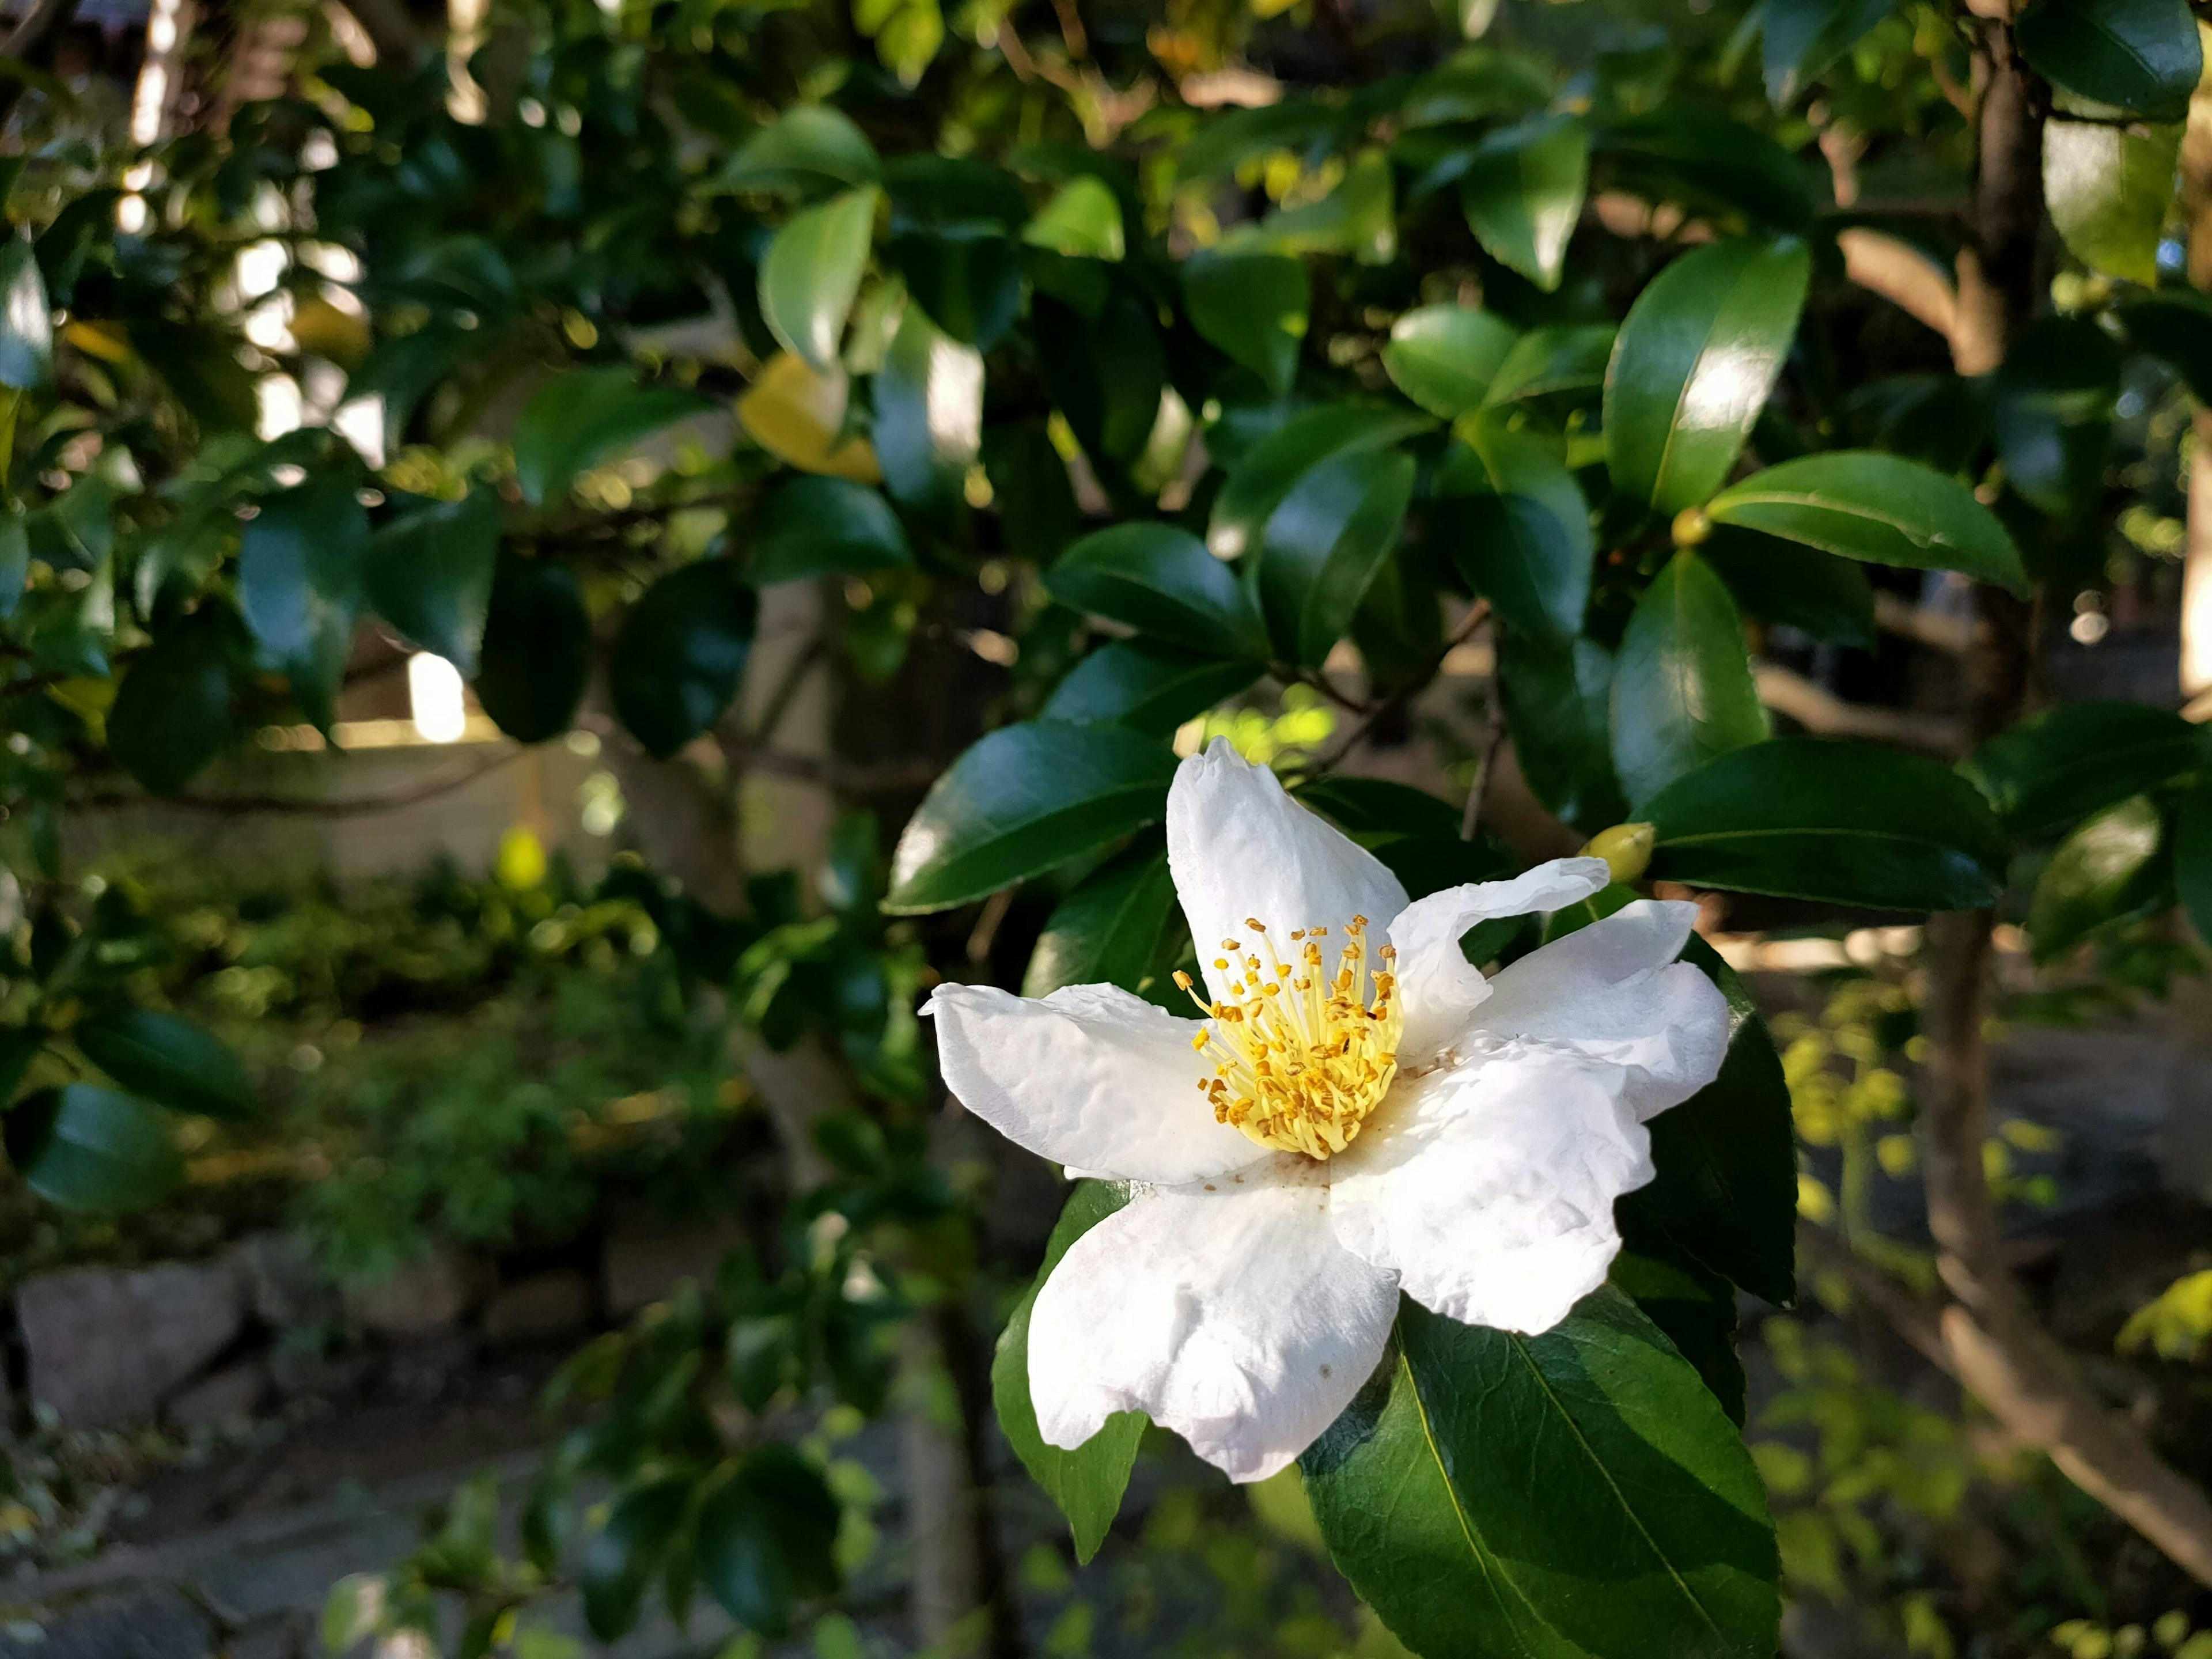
331,0,424,66
1310,602,1490,774
1838,227,1960,343
66,751,521,817
724,741,942,795
1754,662,1964,752
1875,592,1979,656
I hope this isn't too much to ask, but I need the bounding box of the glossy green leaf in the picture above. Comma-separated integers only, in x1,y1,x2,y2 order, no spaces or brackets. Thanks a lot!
696,1447,842,1637
609,558,758,759
1257,446,1418,665
1705,450,2027,592
1759,0,1902,104
1434,411,1592,641
1304,1291,1779,1659
885,722,1178,912
2045,118,2180,287
2175,775,2212,946
236,478,369,730
1035,289,1166,467
760,186,881,372
1185,252,1310,398
1025,176,1124,261
1047,522,1271,659
993,1180,1145,1562
718,105,880,194
985,420,1080,563
1961,700,2205,839
364,491,500,675
1040,641,1260,736
1609,1244,1747,1424
1991,316,2120,521
577,1477,691,1641
75,1008,253,1120
1609,552,1768,808
873,303,982,516
1699,527,1876,648
108,611,232,797
1207,404,1434,561
2027,794,2168,961
2016,0,2200,120
891,227,1021,350
512,368,708,507
1497,630,1628,830
5,1084,182,1210
1381,304,1518,418
1486,323,1616,406
1295,775,1465,839
475,555,590,744
1596,108,1816,230
1022,838,1180,997
1605,238,1809,516
1643,737,2009,910
750,477,912,585
1458,115,1589,292
0,236,51,389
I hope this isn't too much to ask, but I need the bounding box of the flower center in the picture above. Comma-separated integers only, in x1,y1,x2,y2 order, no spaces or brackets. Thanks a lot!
1175,914,1403,1161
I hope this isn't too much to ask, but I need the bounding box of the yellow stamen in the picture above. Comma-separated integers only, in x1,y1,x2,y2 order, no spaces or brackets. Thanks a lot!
1183,914,1403,1161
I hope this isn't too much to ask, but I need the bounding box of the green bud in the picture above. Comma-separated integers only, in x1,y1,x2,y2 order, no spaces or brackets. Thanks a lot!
1580,821,1654,884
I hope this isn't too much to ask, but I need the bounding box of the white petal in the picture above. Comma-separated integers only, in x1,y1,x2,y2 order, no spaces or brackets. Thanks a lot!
1386,858,1611,1065
1029,1165,1399,1483
1167,739,1410,1004
927,982,1267,1183
1328,1054,1653,1335
1469,900,1729,1120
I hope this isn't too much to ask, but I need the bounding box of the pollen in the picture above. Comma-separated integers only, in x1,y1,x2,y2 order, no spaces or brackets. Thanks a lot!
1174,914,1403,1161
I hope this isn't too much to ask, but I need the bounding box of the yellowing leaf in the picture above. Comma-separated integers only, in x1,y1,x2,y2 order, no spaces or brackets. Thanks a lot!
736,353,882,482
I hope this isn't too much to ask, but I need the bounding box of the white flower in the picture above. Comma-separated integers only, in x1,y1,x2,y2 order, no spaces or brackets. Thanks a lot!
926,739,1730,1483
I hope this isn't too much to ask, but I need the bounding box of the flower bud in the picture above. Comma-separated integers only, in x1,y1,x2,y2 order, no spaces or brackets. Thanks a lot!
1580,821,1654,884
1670,506,1711,547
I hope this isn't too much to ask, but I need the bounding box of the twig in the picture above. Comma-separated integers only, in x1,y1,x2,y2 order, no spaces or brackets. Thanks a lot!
1311,601,1490,775
724,742,942,796
1460,692,1505,842
68,749,522,817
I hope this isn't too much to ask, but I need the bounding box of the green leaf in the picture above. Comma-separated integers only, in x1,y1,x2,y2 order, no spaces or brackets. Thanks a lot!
236,478,370,730
1645,737,2008,910
1025,176,1124,261
1434,412,1592,641
1040,641,1260,736
1595,108,1816,231
1207,404,1434,560
512,368,709,507
0,1025,41,1105
1486,323,1616,406
1295,776,1465,839
1609,1244,1747,1424
364,491,500,675
2045,118,2180,287
1303,1291,1779,1659
696,1447,842,1637
1705,450,2026,592
2175,775,2212,946
750,477,912,585
885,722,1177,912
984,421,1080,562
2016,0,2201,121
75,1009,253,1120
1035,289,1165,467
1230,149,1396,265
1257,447,1418,666
1991,316,2120,521
577,1477,692,1642
873,303,982,517
1046,522,1271,659
1961,700,2204,839
1699,527,1876,648
993,1181,1145,1562
108,611,232,797
891,227,1021,350
2115,290,2212,402
0,234,51,389
1609,552,1768,808
2027,794,2169,960
1458,115,1589,292
1400,48,1554,126
1022,838,1181,998
5,1084,183,1210
1759,0,1903,105
718,105,880,195
609,558,759,759
1622,938,1797,1308
475,555,590,744
759,187,882,372
1381,304,1518,418
1605,237,1810,516
1178,99,1347,183
0,512,27,620
1497,631,1629,831
1185,252,1310,399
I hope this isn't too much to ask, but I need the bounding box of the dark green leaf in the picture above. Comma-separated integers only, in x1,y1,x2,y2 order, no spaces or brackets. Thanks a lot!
759,187,881,370
2016,0,2200,120
577,1477,692,1642
1434,412,1592,640
993,1181,1145,1562
1040,641,1260,736
1296,776,1465,838
985,422,1080,563
0,1026,41,1105
1609,1244,1747,1423
2175,775,2212,946
1179,99,1346,182
1961,700,2204,839
1184,252,1310,398
1698,526,1876,649
1991,316,2120,521
5,1085,182,1210
750,477,912,585
885,722,1178,912
2116,290,2212,402
475,555,590,744
2027,794,2169,960
0,512,26,620
1033,289,1165,467
1596,107,1816,230
1705,450,2025,592
1303,1291,1779,1659
1497,630,1628,831
1046,522,1270,659
364,491,500,675
1233,149,1396,264
76,1009,252,1120
236,478,370,730
696,1447,842,1636
1609,552,1768,808
873,304,982,517
1206,404,1434,561
1644,737,2009,910
1486,323,1616,406
609,558,758,759
1459,115,1589,292
1759,0,1902,104
1022,838,1180,997
1257,446,1418,666
1381,304,1519,418
512,368,709,507
1400,48,1554,126
892,228,1021,350
108,612,232,797
0,235,51,389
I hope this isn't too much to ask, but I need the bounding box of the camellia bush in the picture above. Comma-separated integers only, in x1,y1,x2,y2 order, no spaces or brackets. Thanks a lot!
12,0,2212,1649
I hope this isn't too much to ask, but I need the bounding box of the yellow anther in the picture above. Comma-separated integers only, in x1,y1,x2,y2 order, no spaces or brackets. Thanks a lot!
1246,918,1265,931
